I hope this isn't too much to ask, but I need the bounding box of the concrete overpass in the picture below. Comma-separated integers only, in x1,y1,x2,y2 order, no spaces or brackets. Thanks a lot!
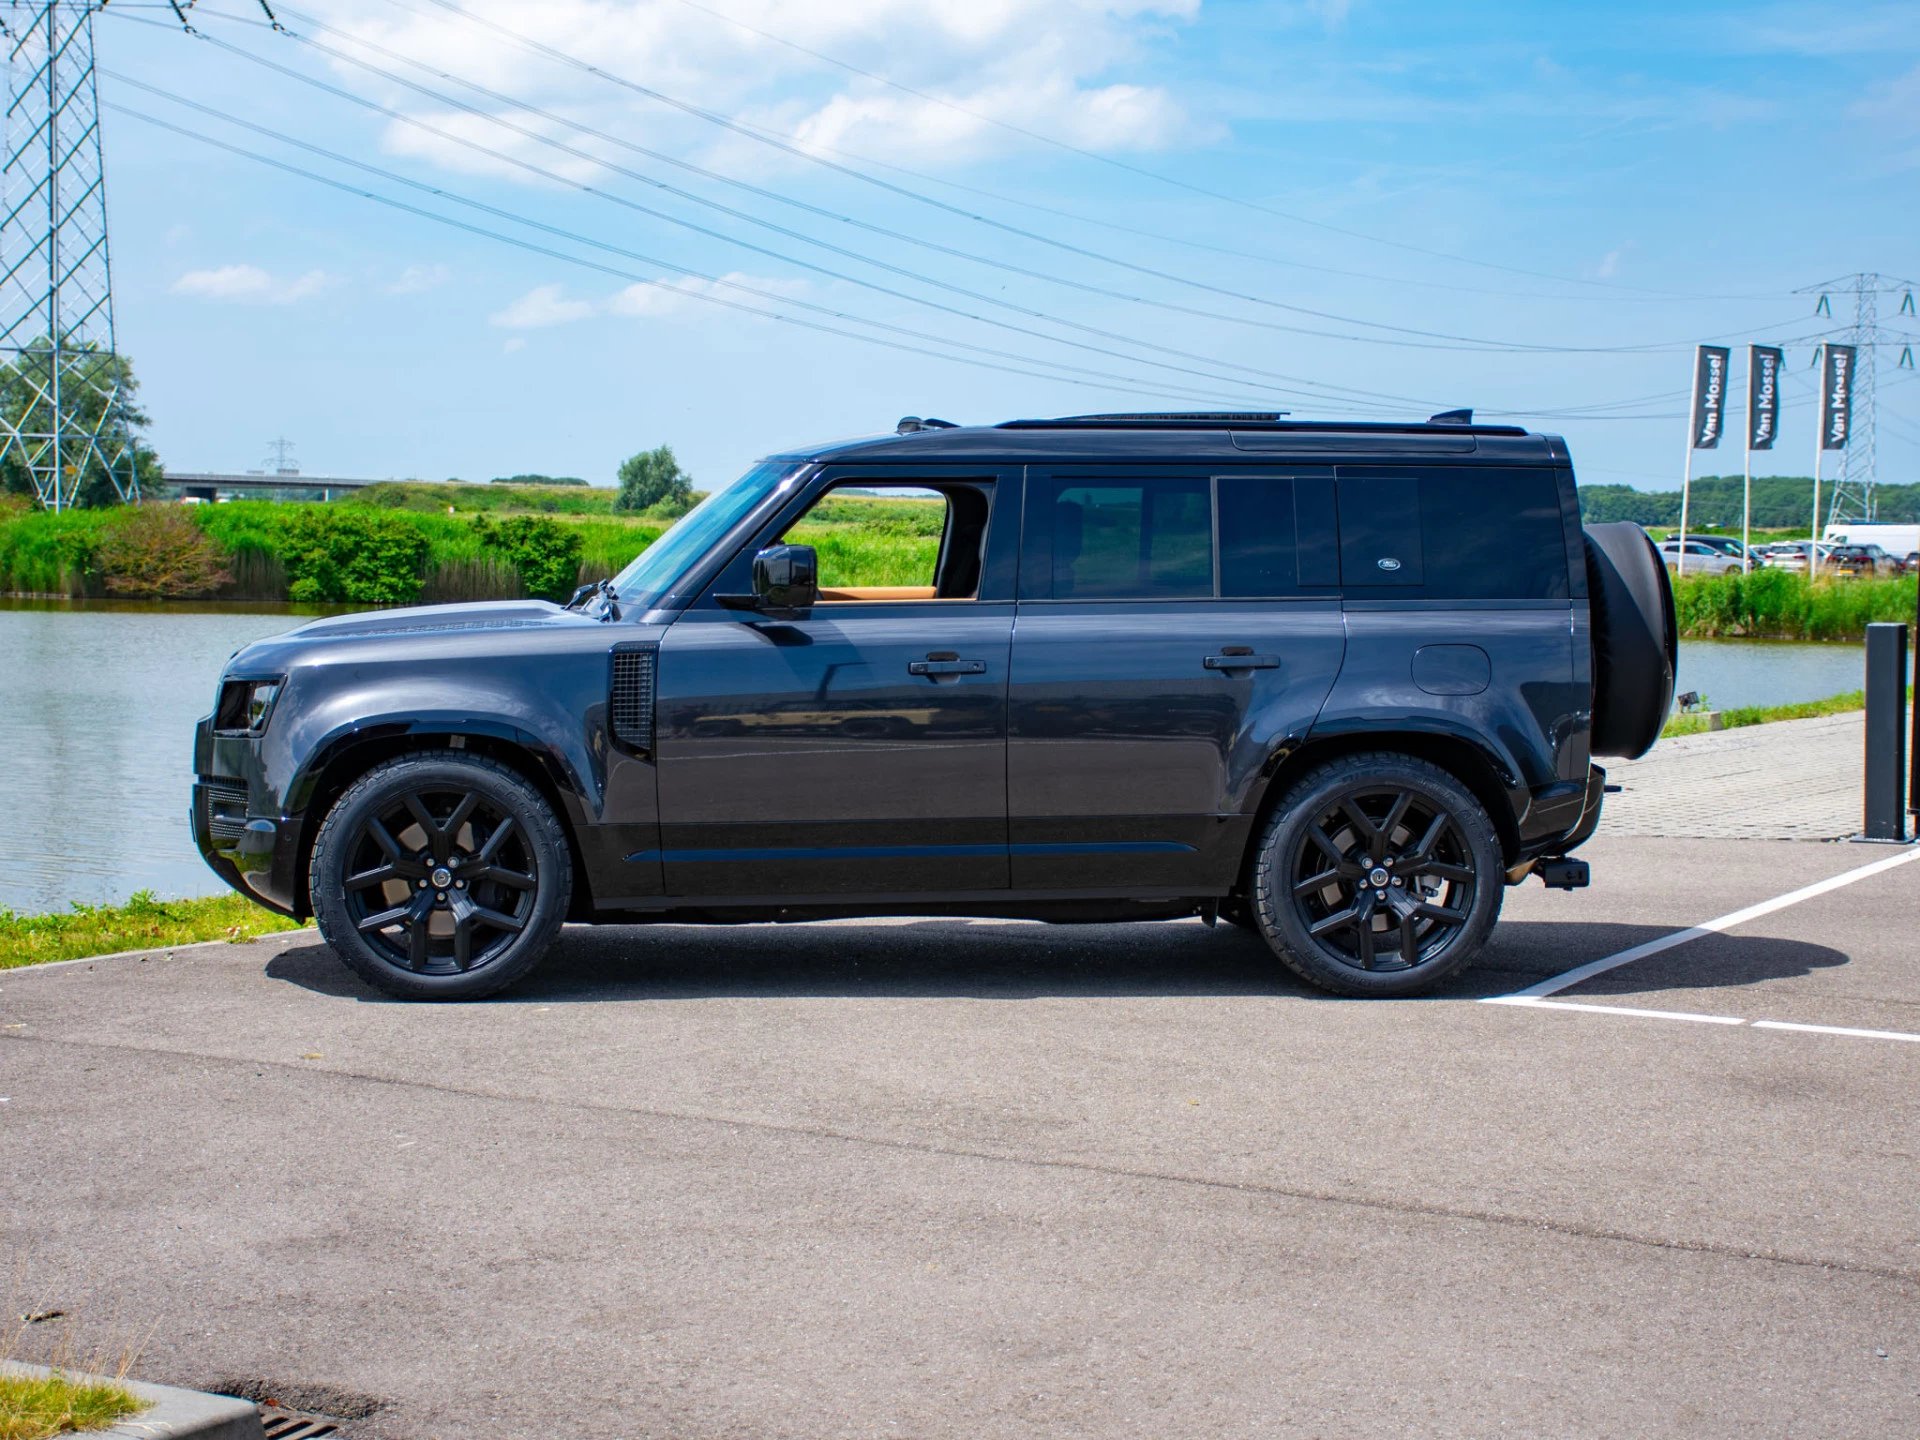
168,471,382,502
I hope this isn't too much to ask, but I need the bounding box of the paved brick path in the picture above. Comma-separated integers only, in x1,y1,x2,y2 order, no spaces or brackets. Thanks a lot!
1604,711,1865,841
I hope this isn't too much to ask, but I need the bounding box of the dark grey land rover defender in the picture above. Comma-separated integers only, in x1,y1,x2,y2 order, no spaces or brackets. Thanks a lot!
192,411,1676,1001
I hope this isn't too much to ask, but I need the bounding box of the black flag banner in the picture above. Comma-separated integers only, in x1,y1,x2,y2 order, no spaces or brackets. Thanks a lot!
1819,344,1856,450
1747,345,1782,450
1691,345,1730,448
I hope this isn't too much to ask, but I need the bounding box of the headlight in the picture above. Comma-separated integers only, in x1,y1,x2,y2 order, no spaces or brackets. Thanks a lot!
214,677,283,736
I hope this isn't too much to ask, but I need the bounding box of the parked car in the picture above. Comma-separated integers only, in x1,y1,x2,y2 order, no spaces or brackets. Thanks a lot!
194,410,1676,1001
1827,544,1898,578
1905,552,1920,575
1764,542,1832,573
1658,540,1743,575
1671,534,1753,564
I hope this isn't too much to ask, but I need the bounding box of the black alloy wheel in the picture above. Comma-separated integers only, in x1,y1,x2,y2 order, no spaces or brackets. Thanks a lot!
344,787,536,974
311,753,570,1000
1251,753,1503,997
1289,786,1481,972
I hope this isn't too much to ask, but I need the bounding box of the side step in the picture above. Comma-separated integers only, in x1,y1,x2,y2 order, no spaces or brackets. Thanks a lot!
1535,858,1591,890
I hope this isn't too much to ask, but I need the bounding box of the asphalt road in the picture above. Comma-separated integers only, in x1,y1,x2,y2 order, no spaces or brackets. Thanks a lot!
3,834,1918,1438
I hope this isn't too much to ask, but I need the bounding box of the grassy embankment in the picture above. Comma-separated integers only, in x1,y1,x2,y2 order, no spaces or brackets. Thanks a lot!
1661,690,1865,739
0,890,303,970
0,487,943,603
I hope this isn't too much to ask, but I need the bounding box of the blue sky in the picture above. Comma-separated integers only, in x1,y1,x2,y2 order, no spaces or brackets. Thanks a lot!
95,0,1920,493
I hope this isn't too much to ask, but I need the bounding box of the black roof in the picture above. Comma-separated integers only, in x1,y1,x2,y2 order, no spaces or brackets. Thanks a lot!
777,411,1568,467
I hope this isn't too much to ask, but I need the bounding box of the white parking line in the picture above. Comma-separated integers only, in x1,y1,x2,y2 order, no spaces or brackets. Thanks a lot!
1499,846,1920,1000
1483,996,1746,1024
1750,1020,1920,1044
1480,845,1920,1046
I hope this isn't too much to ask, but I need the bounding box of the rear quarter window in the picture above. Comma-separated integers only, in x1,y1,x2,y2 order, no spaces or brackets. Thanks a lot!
1337,467,1570,600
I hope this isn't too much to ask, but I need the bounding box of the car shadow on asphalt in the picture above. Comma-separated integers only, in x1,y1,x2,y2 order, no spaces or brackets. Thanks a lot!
262,916,1853,1004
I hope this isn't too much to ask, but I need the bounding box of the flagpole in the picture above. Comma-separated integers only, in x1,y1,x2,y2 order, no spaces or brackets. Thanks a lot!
1679,347,1701,577
1742,350,1755,573
1810,344,1824,579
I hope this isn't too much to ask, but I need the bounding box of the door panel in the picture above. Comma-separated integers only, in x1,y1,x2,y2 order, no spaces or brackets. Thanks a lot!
654,605,1013,896
1007,601,1345,891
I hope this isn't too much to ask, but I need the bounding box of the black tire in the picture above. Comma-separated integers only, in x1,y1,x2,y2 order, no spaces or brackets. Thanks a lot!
1585,522,1677,759
1250,753,1504,998
310,753,571,1001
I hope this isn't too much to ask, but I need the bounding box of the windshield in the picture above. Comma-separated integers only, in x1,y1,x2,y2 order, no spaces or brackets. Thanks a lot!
607,460,804,612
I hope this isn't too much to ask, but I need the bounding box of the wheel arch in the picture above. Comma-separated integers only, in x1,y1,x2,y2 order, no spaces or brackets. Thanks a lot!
1237,728,1525,893
291,725,595,921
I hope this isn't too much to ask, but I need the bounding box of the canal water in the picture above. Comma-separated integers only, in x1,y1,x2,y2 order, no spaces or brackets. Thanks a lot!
0,600,1885,913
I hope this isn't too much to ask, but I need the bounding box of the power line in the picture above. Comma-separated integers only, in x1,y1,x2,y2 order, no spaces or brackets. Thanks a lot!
105,64,1428,413
107,100,1308,410
529,0,1774,301
231,0,1796,356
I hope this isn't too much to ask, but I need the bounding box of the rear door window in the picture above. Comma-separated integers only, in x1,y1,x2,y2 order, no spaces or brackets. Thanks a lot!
1029,471,1340,600
1217,474,1340,596
1045,478,1212,598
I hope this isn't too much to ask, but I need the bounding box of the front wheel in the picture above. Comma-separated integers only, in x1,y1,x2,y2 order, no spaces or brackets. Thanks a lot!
1250,753,1504,998
310,752,572,1000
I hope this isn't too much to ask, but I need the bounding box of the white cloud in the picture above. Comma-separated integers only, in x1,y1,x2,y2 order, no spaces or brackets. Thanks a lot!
488,283,597,329
608,271,806,318
488,273,803,330
387,263,452,294
304,0,1202,175
171,264,333,305
502,336,527,353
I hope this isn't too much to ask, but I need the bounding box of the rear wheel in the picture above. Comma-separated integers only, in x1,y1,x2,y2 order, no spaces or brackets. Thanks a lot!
310,753,571,1000
1250,753,1503,997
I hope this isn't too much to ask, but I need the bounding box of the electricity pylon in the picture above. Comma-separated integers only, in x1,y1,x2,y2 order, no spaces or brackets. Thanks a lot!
0,1,138,511
1800,272,1918,528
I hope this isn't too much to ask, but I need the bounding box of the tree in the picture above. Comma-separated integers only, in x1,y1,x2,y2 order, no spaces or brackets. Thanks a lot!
614,444,694,514
491,473,587,486
0,339,162,508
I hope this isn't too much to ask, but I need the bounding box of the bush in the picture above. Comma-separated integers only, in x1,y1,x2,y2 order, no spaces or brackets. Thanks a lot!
93,504,232,597
277,507,432,604
614,445,694,513
471,514,584,601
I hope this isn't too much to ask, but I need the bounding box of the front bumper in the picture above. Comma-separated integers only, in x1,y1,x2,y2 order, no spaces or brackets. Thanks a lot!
191,716,306,918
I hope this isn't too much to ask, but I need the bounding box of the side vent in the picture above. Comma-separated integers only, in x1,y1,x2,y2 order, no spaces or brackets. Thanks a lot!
610,643,657,754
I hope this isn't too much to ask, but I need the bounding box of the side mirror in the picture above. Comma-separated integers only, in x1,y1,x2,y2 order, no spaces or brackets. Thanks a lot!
718,543,817,617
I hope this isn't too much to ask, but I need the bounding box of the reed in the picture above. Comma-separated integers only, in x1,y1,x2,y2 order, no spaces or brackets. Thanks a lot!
1671,570,1918,641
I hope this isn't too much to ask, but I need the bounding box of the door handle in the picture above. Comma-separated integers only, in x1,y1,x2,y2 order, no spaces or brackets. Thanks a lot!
1204,651,1279,671
909,658,987,676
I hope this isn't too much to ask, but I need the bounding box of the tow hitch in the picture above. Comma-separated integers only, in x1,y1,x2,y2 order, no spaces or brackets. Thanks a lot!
1535,858,1591,890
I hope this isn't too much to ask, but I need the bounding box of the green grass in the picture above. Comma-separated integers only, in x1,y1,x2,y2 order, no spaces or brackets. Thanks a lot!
0,890,302,970
1662,689,1865,738
0,1369,148,1439
1671,569,1917,640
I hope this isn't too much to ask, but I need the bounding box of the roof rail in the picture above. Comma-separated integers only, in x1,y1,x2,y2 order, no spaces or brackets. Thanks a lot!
997,411,1529,436
896,415,958,434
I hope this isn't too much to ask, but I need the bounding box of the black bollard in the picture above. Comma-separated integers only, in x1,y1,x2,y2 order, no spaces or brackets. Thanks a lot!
1862,622,1909,841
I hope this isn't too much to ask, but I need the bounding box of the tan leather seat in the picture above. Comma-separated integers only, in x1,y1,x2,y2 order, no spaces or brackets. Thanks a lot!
817,585,940,602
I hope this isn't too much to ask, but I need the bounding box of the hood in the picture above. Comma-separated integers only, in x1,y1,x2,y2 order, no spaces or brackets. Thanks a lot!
281,599,590,640
220,598,614,679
